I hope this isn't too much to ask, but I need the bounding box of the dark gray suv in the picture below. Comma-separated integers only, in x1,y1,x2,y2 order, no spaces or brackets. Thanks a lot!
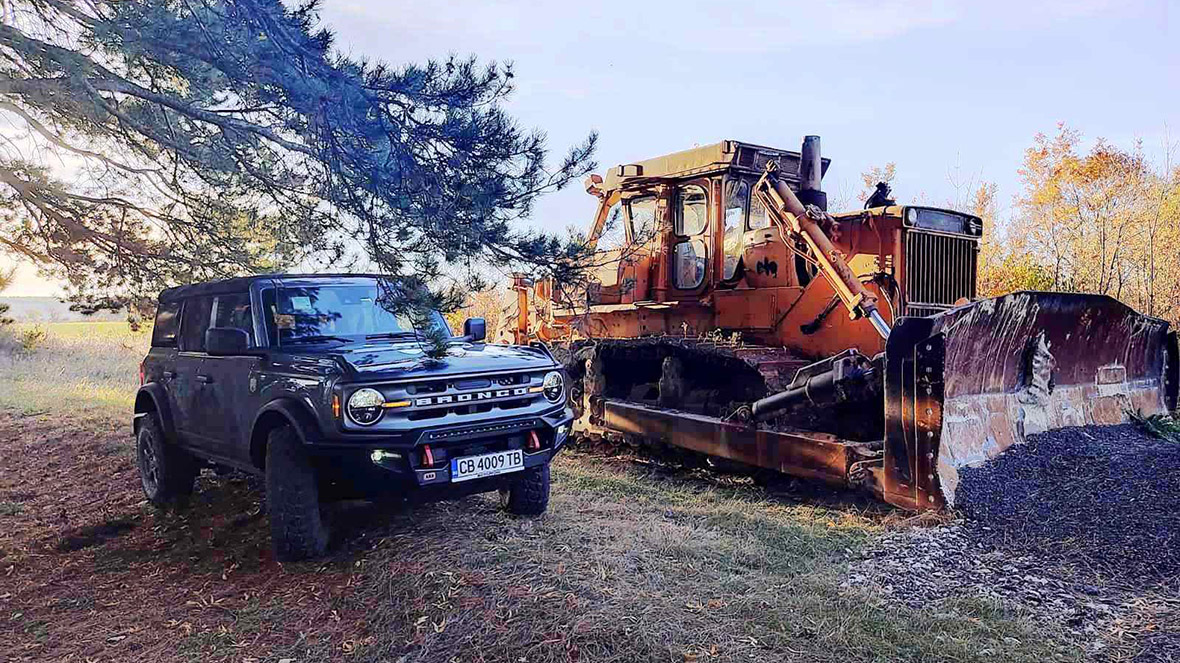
133,274,573,560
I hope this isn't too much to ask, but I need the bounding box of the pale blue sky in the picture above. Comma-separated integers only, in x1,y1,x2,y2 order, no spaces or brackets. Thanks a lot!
5,0,1177,295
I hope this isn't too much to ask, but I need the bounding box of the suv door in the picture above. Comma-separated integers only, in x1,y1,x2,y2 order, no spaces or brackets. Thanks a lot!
175,295,213,450
197,291,261,462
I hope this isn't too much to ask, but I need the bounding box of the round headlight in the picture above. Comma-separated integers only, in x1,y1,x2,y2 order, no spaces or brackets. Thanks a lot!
347,387,385,425
542,371,564,403
906,208,918,224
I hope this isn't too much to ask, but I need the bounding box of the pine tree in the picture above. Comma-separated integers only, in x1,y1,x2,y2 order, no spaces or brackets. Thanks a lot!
0,0,596,317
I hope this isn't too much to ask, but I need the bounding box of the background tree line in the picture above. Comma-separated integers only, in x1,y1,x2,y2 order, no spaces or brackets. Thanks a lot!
861,123,1180,325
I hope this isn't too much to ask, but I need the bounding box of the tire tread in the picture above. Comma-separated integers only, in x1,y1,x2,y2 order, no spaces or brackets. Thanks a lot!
265,425,329,561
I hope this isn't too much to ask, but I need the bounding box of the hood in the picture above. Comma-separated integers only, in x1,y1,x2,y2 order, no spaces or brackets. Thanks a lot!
332,341,557,380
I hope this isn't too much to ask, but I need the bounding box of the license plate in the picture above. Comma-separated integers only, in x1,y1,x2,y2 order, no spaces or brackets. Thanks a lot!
450,449,524,483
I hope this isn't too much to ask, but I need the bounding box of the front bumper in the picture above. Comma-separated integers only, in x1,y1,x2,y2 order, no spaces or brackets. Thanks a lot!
310,406,574,500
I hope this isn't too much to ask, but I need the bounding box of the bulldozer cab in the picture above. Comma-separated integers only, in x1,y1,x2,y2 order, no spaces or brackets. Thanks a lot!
583,140,834,306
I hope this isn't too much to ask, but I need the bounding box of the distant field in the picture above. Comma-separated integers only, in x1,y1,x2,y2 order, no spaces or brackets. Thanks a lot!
0,320,147,423
0,296,125,323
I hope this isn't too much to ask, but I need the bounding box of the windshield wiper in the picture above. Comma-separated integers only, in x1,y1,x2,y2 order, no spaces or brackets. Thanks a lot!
365,331,422,341
285,334,353,344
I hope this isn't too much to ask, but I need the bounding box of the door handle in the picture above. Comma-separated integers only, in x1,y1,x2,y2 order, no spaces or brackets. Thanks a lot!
162,371,175,379
195,374,212,384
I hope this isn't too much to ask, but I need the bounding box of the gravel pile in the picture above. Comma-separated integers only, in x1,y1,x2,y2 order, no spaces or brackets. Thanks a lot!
956,423,1180,588
845,424,1180,659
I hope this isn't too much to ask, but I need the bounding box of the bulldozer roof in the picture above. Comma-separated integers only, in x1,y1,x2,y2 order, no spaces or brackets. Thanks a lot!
601,139,832,192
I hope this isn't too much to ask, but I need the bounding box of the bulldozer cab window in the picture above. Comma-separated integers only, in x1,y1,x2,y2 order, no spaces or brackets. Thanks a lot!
749,191,771,230
674,239,707,289
628,196,657,243
723,180,747,280
675,185,708,236
596,200,626,251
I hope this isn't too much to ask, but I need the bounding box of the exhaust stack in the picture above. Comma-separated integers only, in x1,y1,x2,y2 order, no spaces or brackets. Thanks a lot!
797,135,827,211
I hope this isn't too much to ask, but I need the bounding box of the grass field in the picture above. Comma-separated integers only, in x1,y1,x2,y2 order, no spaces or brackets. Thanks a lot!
0,322,1084,662
0,321,147,423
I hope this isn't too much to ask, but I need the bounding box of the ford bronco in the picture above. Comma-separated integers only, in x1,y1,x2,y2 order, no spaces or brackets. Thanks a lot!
132,274,573,560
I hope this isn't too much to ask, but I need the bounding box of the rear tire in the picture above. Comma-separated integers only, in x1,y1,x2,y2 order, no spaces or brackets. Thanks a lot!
136,414,197,506
265,425,329,561
500,464,550,516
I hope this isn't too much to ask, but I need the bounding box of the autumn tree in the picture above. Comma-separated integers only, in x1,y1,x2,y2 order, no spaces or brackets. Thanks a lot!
443,284,504,335
1011,124,1180,322
0,0,596,315
943,166,1052,297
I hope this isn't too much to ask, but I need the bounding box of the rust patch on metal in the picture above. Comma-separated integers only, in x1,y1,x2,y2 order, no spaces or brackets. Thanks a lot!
602,399,873,490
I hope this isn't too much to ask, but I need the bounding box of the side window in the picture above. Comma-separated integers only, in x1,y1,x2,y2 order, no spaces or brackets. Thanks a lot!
675,185,708,236
211,292,255,346
723,180,747,280
595,201,626,251
151,301,182,347
749,190,771,230
178,296,213,352
628,196,658,243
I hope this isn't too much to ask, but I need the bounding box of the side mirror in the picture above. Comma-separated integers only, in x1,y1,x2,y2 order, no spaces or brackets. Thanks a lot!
463,317,486,343
206,327,250,356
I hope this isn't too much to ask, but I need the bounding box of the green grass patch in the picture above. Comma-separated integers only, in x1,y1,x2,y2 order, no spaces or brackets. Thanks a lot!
1130,410,1180,442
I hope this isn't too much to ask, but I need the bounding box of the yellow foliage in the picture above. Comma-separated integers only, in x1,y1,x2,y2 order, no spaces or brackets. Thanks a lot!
443,286,504,336
1011,124,1180,322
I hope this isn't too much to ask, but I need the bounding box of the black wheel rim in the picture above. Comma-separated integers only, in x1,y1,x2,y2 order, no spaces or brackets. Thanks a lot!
138,430,160,496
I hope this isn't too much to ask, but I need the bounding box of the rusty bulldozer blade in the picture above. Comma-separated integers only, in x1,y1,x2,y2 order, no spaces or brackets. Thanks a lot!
882,291,1179,510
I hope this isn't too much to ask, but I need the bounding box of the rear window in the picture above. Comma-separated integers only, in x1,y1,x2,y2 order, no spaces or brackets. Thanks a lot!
151,301,182,347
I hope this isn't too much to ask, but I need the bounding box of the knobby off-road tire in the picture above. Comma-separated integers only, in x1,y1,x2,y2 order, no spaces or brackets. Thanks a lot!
265,425,329,561
136,414,198,506
500,463,551,516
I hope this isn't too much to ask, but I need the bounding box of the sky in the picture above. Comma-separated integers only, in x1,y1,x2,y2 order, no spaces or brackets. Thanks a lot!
4,0,1178,296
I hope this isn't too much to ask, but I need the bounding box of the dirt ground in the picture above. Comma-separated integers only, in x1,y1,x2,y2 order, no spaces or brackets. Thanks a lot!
0,410,1089,663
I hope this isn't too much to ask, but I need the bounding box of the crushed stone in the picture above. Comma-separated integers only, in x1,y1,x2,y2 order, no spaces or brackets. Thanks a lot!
845,424,1180,660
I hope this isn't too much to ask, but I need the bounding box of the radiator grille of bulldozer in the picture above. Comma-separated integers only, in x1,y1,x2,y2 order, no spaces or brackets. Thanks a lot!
903,231,978,317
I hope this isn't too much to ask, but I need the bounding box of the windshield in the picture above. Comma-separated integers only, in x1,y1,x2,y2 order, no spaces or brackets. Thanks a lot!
262,282,452,346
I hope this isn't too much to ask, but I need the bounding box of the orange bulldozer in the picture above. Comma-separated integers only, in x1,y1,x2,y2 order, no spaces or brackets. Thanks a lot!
498,136,1178,510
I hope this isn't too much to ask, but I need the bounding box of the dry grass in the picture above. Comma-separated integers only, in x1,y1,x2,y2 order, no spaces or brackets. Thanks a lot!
0,321,147,424
325,455,1079,663
0,321,1086,662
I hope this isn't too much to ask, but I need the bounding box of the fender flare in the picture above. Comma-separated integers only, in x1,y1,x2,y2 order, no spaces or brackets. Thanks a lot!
248,397,324,470
133,383,175,439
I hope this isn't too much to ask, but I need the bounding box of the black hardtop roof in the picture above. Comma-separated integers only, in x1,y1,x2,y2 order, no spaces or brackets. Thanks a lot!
158,273,387,302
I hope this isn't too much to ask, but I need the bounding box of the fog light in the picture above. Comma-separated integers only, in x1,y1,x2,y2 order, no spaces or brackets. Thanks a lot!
370,449,402,463
555,424,570,445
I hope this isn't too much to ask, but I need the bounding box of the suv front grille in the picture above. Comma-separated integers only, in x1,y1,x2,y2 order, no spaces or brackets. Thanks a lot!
356,370,551,426
903,231,978,317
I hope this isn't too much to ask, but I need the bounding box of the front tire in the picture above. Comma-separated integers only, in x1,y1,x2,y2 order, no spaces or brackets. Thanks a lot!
500,464,551,516
136,414,197,506
265,425,329,561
